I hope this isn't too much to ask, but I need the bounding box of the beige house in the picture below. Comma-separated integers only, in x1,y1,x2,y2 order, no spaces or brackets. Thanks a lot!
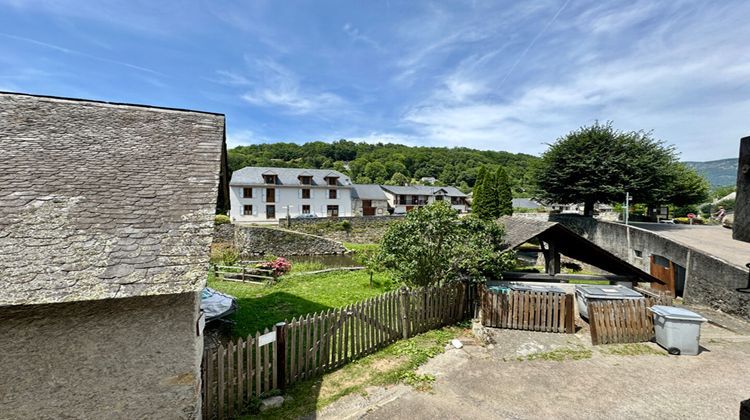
351,184,389,216
0,93,227,419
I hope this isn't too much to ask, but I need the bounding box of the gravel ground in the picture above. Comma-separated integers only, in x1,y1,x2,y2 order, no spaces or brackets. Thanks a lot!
318,307,750,420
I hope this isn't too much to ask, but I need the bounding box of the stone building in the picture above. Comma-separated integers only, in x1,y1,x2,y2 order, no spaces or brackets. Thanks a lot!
0,93,228,419
351,184,389,216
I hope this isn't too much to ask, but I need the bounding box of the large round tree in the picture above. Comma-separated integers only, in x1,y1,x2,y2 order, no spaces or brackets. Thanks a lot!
536,121,707,216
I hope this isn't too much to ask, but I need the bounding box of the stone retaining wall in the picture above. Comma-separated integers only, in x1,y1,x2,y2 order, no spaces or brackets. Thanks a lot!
550,215,750,321
279,216,405,244
215,224,346,257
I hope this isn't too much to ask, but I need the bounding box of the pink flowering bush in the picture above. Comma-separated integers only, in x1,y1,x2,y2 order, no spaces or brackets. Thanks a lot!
256,257,292,277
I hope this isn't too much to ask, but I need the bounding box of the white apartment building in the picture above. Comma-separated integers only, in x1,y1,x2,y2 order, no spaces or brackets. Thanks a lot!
229,167,353,223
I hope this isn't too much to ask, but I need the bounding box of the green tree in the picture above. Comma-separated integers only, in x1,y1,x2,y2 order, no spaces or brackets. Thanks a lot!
495,166,513,216
536,121,688,215
364,161,388,184
355,175,373,184
378,202,514,286
389,172,409,186
472,166,499,220
664,163,710,206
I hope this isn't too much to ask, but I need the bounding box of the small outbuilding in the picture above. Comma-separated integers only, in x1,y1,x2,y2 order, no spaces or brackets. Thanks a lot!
0,93,228,418
500,216,663,285
351,184,389,216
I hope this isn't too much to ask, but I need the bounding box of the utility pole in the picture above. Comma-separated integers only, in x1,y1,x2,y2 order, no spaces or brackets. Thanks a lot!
624,192,630,225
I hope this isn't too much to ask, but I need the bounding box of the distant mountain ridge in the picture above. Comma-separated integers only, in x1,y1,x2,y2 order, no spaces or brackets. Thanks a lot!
684,158,737,187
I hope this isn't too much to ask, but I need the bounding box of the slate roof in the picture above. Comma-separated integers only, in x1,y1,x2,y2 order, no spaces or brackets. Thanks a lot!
512,198,542,209
501,217,558,249
230,166,352,186
499,216,662,283
351,184,388,201
0,93,227,306
380,185,467,197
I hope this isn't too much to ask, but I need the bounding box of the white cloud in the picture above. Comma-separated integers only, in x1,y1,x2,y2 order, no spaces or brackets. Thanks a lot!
394,1,750,159
226,129,263,148
342,23,383,51
236,58,347,115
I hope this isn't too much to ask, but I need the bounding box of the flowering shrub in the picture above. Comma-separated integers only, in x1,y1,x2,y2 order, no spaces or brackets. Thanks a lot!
256,257,292,277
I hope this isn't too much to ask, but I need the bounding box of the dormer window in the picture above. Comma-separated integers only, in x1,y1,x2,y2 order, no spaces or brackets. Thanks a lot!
263,174,277,184
325,176,338,186
299,175,313,185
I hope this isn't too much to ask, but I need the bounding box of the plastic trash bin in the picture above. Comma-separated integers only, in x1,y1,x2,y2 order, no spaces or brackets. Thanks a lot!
649,305,707,356
575,284,643,319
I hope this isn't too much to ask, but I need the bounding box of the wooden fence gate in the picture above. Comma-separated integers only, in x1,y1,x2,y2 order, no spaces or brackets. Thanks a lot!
202,282,477,419
479,286,575,333
588,296,670,345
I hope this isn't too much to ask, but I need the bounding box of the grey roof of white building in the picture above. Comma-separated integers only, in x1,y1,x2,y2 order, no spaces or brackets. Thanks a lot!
351,184,388,200
380,185,467,197
0,93,227,306
230,166,352,186
512,198,542,209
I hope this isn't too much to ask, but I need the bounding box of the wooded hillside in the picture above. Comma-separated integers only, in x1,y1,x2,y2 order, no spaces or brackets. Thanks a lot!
228,140,539,195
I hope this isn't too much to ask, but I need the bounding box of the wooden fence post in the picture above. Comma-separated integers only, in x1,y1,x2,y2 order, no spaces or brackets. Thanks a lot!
275,322,287,390
564,294,575,333
400,287,411,339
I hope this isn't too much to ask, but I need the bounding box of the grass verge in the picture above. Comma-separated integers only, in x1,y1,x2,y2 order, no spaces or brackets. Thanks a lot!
520,346,593,362
600,343,665,356
251,325,464,419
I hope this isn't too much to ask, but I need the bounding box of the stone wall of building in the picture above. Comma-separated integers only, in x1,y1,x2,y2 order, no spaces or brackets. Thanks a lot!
0,292,202,419
216,224,347,256
551,215,750,320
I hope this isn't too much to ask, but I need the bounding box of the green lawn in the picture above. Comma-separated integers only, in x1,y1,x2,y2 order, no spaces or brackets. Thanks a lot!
342,242,380,253
208,270,398,338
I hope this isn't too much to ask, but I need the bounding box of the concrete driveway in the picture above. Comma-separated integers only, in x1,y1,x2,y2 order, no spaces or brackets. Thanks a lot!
317,310,750,420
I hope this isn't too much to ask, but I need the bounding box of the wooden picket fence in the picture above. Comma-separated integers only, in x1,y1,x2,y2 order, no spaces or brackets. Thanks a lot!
202,282,477,419
201,327,279,419
479,286,575,333
588,297,670,345
211,264,274,284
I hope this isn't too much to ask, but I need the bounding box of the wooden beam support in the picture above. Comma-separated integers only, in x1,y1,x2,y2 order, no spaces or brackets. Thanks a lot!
500,272,648,282
734,135,750,242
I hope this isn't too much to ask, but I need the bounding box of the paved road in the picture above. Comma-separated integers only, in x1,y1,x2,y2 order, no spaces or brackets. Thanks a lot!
629,222,750,269
318,312,750,420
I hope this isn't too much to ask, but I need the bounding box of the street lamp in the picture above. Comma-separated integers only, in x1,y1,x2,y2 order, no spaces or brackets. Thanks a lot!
624,192,630,226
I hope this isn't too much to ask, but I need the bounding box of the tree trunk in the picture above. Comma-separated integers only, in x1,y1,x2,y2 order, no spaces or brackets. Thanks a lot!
584,200,595,216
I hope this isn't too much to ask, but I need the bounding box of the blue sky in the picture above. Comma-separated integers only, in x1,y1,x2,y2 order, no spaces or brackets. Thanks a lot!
1,0,748,161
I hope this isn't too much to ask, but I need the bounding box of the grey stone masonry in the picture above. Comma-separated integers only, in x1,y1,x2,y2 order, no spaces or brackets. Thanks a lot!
0,292,203,419
0,93,226,306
